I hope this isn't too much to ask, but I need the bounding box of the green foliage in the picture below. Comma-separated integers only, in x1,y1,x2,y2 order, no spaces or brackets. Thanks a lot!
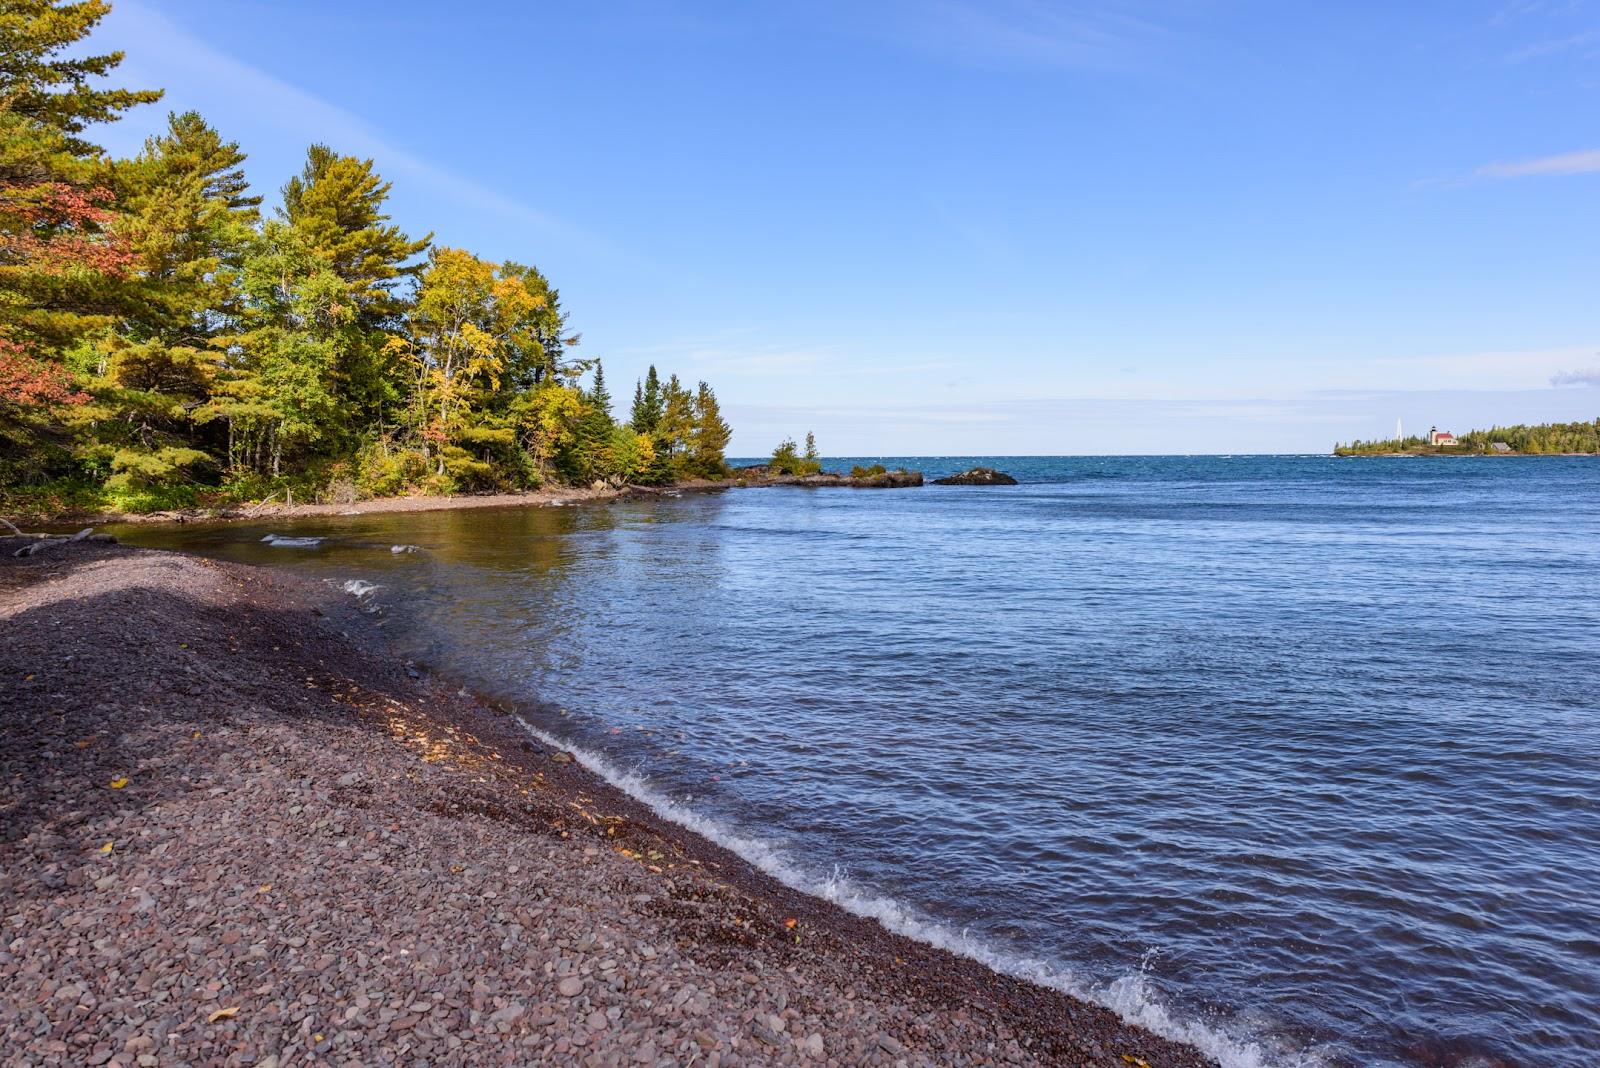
850,463,887,477
770,436,821,476
1,0,160,476
0,4,733,513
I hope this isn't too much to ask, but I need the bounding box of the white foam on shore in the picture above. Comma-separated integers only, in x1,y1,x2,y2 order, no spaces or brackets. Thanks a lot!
513,716,1327,1068
342,579,381,598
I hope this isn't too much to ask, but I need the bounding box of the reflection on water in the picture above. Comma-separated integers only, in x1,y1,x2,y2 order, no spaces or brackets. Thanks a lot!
116,456,1600,1068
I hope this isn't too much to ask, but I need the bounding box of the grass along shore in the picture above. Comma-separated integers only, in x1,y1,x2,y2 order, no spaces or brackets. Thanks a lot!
0,541,1219,1067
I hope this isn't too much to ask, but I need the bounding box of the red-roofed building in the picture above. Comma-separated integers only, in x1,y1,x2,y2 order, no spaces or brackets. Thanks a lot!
1428,427,1457,446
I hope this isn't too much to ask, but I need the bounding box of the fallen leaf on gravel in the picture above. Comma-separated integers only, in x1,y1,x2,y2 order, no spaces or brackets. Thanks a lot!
74,737,95,748
258,884,272,893
207,1007,238,1023
1121,1057,1151,1068
784,918,798,929
108,777,128,789
24,674,35,681
450,864,465,873
98,841,113,854
192,731,202,739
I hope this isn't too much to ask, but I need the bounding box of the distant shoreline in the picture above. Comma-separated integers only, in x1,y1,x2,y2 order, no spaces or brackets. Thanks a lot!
1332,451,1600,458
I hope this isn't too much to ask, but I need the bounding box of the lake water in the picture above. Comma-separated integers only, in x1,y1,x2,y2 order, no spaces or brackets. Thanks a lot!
114,456,1600,1068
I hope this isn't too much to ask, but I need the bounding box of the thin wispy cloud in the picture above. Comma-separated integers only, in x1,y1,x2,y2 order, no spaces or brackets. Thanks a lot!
1505,27,1600,62
1551,367,1600,386
109,1,625,259
1475,148,1600,178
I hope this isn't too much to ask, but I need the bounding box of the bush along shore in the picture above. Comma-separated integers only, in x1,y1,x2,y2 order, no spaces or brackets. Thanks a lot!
0,539,1220,1068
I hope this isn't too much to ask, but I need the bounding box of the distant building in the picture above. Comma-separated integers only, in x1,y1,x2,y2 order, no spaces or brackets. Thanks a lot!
1428,426,1457,446
1490,442,1512,454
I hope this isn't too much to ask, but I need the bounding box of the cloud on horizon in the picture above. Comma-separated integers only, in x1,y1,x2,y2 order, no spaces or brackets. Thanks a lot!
1551,367,1600,387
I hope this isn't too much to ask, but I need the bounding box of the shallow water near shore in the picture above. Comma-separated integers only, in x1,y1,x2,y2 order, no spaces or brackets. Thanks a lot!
112,455,1600,1068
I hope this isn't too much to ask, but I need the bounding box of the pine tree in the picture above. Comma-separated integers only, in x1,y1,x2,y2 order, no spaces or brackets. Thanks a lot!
0,0,161,477
588,359,612,415
78,111,261,496
279,144,430,430
279,144,430,317
690,381,730,477
565,360,615,485
630,364,663,433
804,430,817,461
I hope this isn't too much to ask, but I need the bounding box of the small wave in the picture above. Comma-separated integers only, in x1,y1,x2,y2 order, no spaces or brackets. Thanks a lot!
342,579,381,598
261,534,324,549
511,716,1317,1068
390,544,420,554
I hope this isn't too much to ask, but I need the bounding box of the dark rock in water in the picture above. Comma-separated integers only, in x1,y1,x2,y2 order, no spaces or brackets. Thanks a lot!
933,467,1018,486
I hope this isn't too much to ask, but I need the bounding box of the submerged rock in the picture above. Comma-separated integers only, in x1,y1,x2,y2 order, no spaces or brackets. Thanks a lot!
933,467,1018,486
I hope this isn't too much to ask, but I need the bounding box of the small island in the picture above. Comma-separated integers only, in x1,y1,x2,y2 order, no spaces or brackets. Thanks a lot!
934,467,1018,485
1334,419,1600,456
734,434,923,488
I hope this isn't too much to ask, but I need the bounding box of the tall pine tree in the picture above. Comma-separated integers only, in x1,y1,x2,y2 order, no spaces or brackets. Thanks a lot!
0,0,159,477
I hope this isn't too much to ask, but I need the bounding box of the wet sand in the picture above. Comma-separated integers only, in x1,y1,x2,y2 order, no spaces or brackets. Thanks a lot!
0,541,1218,1067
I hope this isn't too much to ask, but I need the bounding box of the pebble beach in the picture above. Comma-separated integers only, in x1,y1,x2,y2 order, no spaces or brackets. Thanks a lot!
0,540,1217,1068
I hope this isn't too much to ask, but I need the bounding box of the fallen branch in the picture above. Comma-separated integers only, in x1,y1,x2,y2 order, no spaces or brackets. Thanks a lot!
10,526,114,558
243,492,281,517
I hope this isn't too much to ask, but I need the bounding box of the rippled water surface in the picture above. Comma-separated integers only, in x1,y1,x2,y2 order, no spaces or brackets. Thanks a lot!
118,456,1600,1067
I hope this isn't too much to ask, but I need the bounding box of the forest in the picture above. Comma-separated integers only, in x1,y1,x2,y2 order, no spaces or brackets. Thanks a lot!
1334,419,1600,456
0,1,731,513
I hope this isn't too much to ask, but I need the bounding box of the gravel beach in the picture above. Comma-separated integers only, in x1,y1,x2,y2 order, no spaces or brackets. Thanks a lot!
1,541,1219,1068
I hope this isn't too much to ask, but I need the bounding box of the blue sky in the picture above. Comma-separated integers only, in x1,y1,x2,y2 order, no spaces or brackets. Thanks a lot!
90,0,1600,454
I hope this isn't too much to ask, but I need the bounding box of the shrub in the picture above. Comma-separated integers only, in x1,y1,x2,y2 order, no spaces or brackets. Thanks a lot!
771,437,822,476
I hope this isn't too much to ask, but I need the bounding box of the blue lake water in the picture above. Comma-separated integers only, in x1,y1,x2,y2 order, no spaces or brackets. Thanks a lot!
115,456,1600,1067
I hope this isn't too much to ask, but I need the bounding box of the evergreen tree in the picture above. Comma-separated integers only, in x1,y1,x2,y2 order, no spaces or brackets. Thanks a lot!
566,359,615,484
72,111,260,496
207,221,350,478
279,144,429,429
690,380,730,477
630,364,663,433
804,430,817,462
0,0,159,477
588,358,612,414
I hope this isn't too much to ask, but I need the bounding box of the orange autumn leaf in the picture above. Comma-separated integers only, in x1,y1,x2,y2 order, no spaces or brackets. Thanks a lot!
207,1006,239,1023
108,777,128,789
783,917,798,929
98,841,113,855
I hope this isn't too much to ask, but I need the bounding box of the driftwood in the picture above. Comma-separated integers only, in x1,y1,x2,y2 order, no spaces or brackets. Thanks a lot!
243,492,281,517
4,523,115,557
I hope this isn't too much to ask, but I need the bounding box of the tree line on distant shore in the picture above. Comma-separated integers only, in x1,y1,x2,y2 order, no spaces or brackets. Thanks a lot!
1335,419,1600,456
1,0,731,513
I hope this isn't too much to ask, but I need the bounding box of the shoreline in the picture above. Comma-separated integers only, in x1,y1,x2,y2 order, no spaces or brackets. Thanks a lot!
7,468,929,529
6,481,728,528
0,541,1224,1067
